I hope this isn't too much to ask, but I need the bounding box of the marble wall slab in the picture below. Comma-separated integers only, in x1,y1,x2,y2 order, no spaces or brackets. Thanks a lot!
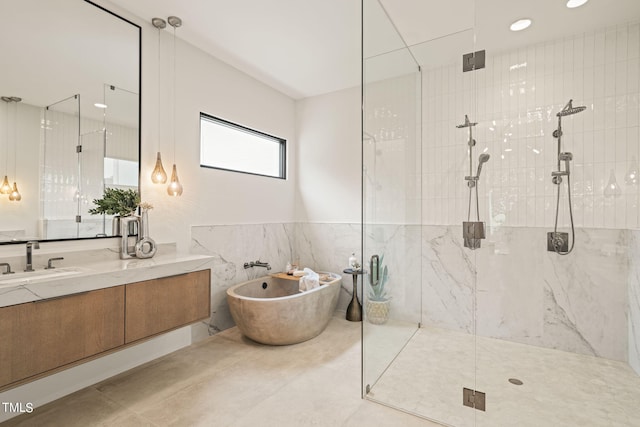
191,222,630,364
421,225,475,332
190,224,296,334
190,222,421,335
422,225,629,362
629,230,640,374
294,222,361,314
190,222,366,334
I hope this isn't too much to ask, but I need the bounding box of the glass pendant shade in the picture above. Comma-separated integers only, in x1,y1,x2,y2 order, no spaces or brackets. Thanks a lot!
151,151,167,184
0,175,11,194
167,164,183,196
625,156,639,185
604,169,621,198
8,182,21,201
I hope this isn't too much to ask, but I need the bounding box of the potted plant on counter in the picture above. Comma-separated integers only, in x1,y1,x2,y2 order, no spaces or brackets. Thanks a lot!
88,188,140,236
366,254,390,325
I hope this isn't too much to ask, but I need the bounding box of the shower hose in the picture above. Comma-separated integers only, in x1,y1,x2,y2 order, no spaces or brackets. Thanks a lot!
553,174,575,255
467,182,480,223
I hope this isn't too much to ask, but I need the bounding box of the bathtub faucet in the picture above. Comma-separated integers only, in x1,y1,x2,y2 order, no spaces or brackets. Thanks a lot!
244,260,271,270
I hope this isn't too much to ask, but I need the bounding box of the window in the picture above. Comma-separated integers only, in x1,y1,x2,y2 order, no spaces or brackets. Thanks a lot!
104,157,138,188
200,113,286,179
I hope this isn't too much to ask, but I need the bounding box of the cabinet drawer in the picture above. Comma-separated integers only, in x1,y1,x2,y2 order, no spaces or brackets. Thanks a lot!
125,270,210,343
0,286,125,388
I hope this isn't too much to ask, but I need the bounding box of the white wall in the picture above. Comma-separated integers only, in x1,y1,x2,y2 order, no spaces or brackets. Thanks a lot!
295,87,361,223
0,101,40,240
0,0,298,418
140,16,296,252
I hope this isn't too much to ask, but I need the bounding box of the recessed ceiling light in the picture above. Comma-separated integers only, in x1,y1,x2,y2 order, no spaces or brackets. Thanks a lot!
94,103,107,109
510,19,532,32
566,0,589,8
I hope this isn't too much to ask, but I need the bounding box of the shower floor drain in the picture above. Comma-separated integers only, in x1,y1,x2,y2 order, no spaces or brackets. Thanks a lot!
508,378,523,385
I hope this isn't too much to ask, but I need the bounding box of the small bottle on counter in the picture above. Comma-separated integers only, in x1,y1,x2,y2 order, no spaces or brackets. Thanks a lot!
286,262,293,275
349,253,357,270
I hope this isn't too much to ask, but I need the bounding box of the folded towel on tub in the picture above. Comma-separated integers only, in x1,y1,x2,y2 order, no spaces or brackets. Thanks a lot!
299,268,320,292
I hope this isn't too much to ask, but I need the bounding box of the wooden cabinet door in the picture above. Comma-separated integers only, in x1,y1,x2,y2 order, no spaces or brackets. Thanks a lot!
0,286,125,388
125,270,211,343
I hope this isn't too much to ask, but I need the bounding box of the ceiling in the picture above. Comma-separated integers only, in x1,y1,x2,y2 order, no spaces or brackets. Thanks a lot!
107,0,640,99
1,0,139,125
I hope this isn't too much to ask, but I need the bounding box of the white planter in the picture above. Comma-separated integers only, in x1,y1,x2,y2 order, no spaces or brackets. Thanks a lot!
366,299,390,325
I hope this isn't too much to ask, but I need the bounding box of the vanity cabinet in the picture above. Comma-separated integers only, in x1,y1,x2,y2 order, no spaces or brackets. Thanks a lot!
0,269,211,390
0,286,125,388
125,270,211,343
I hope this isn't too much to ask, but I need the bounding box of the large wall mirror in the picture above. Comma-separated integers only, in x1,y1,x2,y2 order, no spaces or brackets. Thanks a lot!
0,0,141,244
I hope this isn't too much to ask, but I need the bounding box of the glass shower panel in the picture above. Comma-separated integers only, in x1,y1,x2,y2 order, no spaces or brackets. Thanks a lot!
363,1,480,424
411,29,480,427
361,0,422,398
42,94,80,239
78,128,105,237
472,1,640,425
80,84,139,238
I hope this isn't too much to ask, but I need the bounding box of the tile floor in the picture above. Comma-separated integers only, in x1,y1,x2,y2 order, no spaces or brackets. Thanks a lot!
367,326,640,427
1,317,439,427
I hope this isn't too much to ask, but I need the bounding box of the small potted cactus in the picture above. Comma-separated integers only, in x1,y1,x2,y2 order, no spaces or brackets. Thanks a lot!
366,254,390,325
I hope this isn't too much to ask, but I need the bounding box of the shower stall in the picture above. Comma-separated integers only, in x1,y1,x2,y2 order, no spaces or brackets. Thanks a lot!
361,0,640,425
41,84,139,239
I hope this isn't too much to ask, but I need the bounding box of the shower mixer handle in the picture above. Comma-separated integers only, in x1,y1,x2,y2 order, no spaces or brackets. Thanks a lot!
559,152,573,161
559,152,572,174
552,152,573,180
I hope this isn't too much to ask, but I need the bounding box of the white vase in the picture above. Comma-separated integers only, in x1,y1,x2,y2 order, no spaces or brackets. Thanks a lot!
366,299,390,325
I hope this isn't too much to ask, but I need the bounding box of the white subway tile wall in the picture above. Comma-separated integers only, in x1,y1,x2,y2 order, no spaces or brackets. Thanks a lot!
423,22,640,229
42,109,137,233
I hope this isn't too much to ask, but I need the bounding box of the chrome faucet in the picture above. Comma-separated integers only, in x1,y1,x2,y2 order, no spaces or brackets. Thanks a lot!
0,263,14,275
244,260,271,270
25,241,40,272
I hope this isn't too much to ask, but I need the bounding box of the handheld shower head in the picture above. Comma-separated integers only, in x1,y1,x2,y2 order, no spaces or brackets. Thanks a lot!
476,153,490,178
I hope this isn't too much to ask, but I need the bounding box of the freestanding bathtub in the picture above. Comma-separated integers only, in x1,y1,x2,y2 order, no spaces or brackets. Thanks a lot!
226,272,341,345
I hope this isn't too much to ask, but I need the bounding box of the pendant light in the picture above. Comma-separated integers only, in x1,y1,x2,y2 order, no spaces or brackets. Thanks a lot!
8,97,21,201
9,182,21,202
1,97,12,194
0,176,9,194
604,169,621,198
151,17,167,184
167,15,183,196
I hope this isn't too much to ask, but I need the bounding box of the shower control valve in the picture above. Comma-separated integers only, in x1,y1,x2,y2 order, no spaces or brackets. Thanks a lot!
547,232,569,253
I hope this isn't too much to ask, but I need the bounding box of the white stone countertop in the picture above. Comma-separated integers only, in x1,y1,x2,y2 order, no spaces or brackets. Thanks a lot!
0,246,214,308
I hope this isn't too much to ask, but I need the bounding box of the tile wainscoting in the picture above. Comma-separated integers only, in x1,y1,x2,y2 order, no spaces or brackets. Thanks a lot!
191,222,639,372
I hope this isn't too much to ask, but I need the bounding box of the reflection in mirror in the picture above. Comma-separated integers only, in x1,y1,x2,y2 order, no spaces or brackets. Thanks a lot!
0,0,140,244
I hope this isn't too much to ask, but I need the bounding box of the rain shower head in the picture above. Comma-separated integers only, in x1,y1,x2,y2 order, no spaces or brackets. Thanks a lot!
476,153,490,178
557,99,586,117
456,114,477,128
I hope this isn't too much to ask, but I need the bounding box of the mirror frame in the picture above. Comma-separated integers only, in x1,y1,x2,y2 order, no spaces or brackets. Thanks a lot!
0,0,142,246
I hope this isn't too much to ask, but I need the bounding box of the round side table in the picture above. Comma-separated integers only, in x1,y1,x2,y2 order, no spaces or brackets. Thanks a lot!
344,268,366,322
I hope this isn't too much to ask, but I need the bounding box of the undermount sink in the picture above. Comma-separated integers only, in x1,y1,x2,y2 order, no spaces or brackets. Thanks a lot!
0,267,88,287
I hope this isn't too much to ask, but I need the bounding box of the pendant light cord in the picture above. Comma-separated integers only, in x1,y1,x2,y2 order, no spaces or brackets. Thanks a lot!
172,24,176,164
12,101,17,179
4,101,8,173
158,25,162,154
